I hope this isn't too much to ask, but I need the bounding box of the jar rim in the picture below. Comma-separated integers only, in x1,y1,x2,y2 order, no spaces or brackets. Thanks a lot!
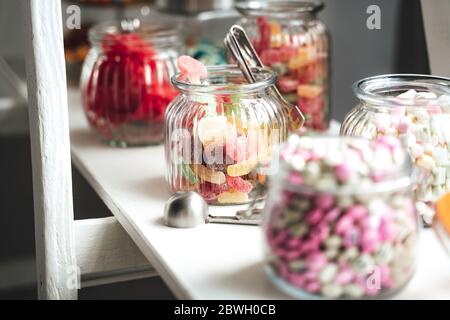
88,20,179,45
236,0,324,18
353,74,450,107
172,65,278,95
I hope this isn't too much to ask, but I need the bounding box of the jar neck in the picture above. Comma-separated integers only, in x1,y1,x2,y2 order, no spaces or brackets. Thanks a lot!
172,65,277,96
89,22,181,52
236,1,323,21
354,74,450,109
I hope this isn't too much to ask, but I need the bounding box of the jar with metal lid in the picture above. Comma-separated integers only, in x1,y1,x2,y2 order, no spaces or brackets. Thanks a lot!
263,135,418,299
81,20,183,147
165,65,288,205
341,74,450,225
236,0,330,132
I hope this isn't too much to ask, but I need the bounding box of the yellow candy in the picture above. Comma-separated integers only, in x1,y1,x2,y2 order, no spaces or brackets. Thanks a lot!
191,164,226,185
297,84,323,99
269,22,282,48
218,191,249,204
288,46,317,70
227,156,259,177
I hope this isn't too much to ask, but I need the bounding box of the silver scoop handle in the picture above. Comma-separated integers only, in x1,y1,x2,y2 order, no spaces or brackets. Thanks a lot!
224,25,305,131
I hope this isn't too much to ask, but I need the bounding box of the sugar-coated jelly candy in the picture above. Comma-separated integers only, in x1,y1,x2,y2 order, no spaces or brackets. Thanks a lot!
191,164,226,185
218,191,249,204
177,55,208,84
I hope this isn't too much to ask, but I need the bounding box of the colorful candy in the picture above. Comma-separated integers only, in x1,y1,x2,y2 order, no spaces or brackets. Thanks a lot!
82,31,179,146
166,60,286,204
263,136,418,299
342,87,450,224
177,55,208,84
243,16,329,131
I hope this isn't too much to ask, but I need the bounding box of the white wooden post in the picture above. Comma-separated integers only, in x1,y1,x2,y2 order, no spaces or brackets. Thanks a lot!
22,0,78,300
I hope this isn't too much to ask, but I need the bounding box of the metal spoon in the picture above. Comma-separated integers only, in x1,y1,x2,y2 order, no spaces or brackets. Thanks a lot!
164,191,262,228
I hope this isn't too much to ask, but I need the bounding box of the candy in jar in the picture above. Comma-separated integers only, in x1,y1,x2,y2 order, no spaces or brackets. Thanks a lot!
341,74,450,225
81,22,182,147
164,57,288,205
236,1,330,132
263,135,418,299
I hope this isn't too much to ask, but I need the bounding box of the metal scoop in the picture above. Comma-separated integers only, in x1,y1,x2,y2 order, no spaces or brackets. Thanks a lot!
164,191,263,228
224,25,305,131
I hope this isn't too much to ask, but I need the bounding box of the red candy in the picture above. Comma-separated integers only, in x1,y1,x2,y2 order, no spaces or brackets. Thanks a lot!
177,55,208,83
83,32,178,144
226,176,253,193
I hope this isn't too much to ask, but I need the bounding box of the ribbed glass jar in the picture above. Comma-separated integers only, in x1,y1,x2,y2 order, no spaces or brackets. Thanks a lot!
165,65,288,205
341,74,450,225
263,135,418,299
81,21,183,147
236,0,330,132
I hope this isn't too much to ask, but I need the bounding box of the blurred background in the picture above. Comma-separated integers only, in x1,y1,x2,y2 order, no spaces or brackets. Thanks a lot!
0,0,429,299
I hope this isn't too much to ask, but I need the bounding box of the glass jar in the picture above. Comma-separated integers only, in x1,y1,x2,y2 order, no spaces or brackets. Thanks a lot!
165,65,288,205
81,21,182,147
341,75,450,225
263,135,418,299
236,0,330,132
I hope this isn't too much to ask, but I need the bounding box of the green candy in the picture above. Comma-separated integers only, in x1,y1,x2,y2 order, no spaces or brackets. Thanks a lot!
179,161,198,185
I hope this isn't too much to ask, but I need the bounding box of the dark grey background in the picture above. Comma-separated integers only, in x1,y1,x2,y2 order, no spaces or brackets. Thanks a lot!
0,0,429,299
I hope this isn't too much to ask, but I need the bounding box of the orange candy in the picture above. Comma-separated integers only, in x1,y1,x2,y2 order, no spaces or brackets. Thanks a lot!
436,193,450,235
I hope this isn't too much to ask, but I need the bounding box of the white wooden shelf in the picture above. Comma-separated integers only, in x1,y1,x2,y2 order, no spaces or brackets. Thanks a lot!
68,90,450,300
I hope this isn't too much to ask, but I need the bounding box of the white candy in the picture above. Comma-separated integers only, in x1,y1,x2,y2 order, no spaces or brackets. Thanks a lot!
416,92,438,100
432,185,445,201
416,154,436,171
291,155,306,171
319,264,338,284
373,113,391,132
408,109,430,122
343,284,364,298
321,284,343,299
432,167,447,186
397,89,417,100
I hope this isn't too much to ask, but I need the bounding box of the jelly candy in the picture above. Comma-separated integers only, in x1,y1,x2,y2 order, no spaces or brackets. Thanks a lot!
197,116,229,145
227,156,259,177
83,32,178,144
297,85,323,99
177,55,208,84
218,191,249,204
226,176,253,194
191,164,226,185
200,182,230,201
248,16,329,131
179,161,198,185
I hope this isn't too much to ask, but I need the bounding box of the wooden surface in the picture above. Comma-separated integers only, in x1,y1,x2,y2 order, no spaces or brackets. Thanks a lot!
68,90,450,299
74,217,157,288
23,0,78,300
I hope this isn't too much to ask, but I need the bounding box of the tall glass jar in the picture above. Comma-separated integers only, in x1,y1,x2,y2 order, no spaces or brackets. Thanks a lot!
165,65,288,205
236,0,330,132
341,75,450,225
81,21,182,147
263,135,418,299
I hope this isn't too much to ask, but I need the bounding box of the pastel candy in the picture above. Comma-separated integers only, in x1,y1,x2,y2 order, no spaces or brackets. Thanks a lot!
306,253,328,271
